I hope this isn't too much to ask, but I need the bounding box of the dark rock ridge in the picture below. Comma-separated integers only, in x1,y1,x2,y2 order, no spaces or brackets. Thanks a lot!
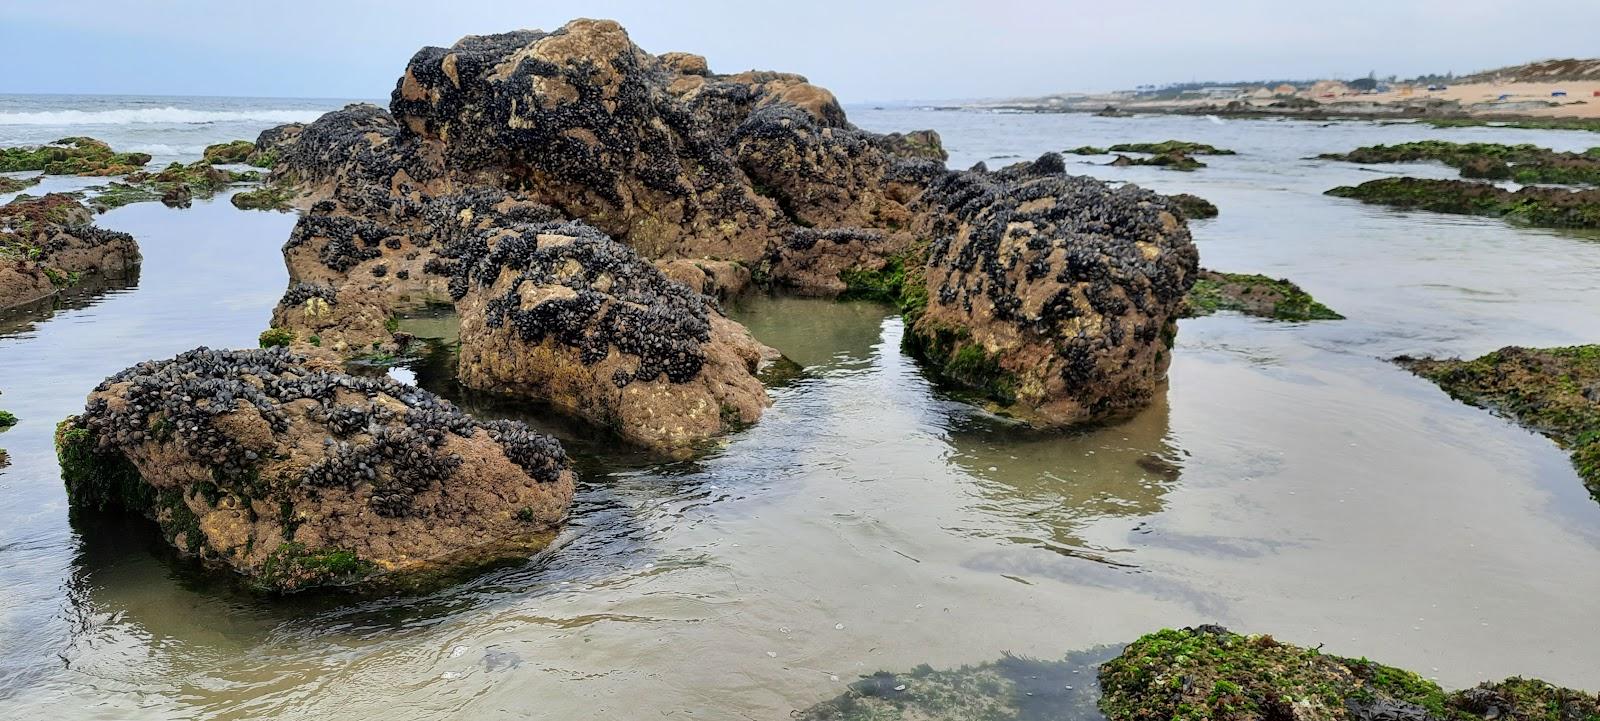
1319,141,1600,185
1327,178,1600,229
56,347,575,593
254,18,1198,440
0,193,140,311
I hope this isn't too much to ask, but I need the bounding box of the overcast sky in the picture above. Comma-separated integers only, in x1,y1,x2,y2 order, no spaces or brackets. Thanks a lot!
4,0,1597,102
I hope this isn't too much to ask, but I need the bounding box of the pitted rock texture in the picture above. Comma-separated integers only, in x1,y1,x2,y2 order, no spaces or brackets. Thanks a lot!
57,347,574,593
445,220,774,455
0,193,140,310
905,155,1198,425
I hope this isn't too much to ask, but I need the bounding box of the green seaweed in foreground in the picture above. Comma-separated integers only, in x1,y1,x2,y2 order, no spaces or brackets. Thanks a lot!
1399,345,1600,501
1327,178,1600,229
1099,626,1600,721
1184,270,1343,321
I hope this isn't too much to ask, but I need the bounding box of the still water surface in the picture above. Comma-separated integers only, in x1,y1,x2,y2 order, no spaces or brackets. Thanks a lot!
1,102,1599,719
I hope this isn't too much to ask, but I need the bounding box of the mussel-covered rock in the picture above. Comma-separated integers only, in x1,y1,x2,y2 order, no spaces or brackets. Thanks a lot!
56,347,575,593
903,154,1198,425
447,220,775,456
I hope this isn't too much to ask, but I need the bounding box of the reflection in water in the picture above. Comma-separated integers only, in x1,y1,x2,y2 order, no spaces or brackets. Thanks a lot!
0,267,141,336
945,393,1181,567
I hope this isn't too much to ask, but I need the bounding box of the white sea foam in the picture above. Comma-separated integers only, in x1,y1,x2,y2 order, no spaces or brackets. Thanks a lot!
0,107,323,126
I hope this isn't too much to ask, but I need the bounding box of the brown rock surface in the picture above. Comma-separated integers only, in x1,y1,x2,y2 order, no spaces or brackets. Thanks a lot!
446,220,775,455
58,347,575,593
0,193,140,311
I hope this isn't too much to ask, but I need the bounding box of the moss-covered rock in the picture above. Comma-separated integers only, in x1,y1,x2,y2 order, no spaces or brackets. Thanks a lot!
1319,141,1600,185
230,182,296,211
202,140,257,165
1399,345,1600,501
1110,151,1206,171
0,175,42,194
0,409,16,428
1327,178,1600,229
1099,626,1600,721
1184,269,1342,321
0,137,150,176
1108,140,1236,156
0,193,140,310
1167,193,1219,219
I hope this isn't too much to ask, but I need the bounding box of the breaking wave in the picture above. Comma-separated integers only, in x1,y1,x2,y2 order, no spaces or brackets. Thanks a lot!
0,107,324,126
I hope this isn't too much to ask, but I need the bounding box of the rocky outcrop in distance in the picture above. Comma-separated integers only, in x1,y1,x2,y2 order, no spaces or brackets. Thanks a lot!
251,18,1200,448
1320,141,1600,185
0,193,140,311
56,347,575,593
0,137,150,176
1327,178,1600,229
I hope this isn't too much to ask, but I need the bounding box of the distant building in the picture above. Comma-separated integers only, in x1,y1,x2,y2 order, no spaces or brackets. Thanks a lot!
1249,87,1275,99
1273,83,1297,95
1308,80,1351,97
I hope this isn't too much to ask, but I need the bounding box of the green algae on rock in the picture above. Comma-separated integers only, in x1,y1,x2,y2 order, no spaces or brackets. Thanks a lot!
1107,140,1236,156
0,193,140,311
0,175,42,194
1184,270,1343,321
0,137,151,176
1110,151,1206,171
1167,193,1219,219
1099,626,1600,721
1327,178,1600,229
202,140,257,165
230,181,296,211
1319,141,1600,185
1398,345,1600,501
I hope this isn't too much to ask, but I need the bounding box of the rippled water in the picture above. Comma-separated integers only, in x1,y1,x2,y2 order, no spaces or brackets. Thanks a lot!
2,100,1600,719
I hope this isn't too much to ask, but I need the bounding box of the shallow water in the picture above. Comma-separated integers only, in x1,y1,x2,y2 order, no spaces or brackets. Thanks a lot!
2,101,1600,718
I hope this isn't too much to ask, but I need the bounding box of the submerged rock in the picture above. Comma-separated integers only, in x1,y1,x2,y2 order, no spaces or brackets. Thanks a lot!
0,137,150,176
1399,346,1600,501
1327,178,1600,229
797,646,1114,720
1107,140,1236,156
56,347,574,593
0,193,140,311
1184,269,1342,321
1099,626,1599,721
448,220,775,455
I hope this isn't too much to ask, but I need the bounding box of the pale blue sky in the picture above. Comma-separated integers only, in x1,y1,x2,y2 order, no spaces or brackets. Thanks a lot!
4,0,1597,102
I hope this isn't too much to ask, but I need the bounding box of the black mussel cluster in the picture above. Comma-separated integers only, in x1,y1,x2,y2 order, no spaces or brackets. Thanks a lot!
279,281,338,308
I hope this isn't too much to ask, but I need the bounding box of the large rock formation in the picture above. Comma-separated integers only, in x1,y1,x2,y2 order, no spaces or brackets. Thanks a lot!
0,193,140,311
256,18,1198,446
57,347,574,592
